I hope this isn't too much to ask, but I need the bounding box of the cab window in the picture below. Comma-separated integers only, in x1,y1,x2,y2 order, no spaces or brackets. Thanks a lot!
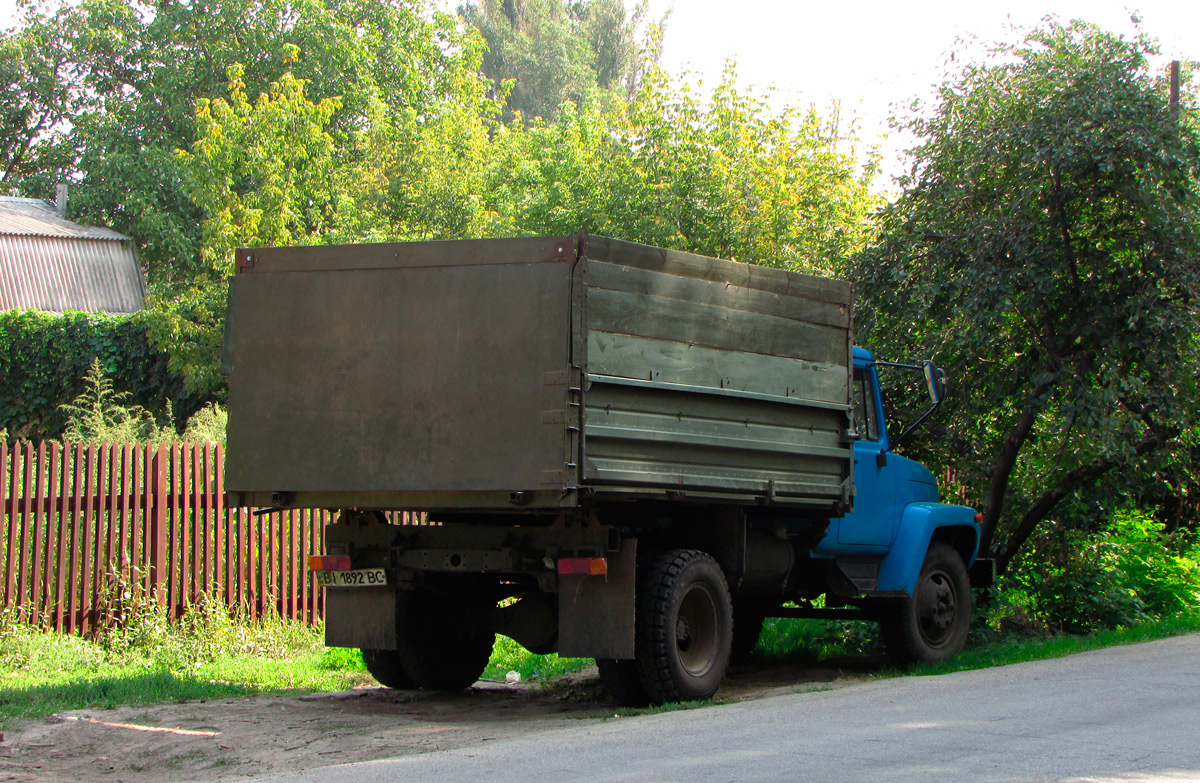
852,367,880,442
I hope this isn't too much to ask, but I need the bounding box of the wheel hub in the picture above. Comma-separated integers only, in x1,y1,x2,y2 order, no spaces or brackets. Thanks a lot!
930,580,955,628
676,616,693,651
676,584,719,676
917,570,958,645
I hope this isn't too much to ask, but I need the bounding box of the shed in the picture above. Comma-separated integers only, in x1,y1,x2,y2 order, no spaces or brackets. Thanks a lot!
0,196,146,313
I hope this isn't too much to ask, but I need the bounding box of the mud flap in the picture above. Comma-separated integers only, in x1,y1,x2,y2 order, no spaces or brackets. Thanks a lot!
557,539,636,659
324,586,396,649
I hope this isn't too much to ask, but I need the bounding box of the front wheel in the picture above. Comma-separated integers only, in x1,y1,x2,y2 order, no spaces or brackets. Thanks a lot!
881,541,971,666
636,549,733,704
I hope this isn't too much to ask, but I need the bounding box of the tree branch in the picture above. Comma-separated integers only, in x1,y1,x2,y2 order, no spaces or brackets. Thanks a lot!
995,429,1176,573
979,375,1054,555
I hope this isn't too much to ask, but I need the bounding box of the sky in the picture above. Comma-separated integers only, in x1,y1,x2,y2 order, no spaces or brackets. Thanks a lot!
0,0,1195,185
643,0,1199,183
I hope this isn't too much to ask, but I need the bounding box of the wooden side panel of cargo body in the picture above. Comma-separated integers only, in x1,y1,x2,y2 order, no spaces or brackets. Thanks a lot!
579,237,853,511
225,237,576,504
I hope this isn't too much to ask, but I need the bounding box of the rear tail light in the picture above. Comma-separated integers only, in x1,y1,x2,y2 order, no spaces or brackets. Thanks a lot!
557,557,607,576
308,555,352,572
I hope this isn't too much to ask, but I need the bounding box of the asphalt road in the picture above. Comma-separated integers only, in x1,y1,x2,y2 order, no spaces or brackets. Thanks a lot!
258,634,1200,783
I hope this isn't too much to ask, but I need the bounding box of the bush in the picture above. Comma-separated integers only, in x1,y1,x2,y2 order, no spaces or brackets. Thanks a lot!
181,402,228,443
982,508,1200,635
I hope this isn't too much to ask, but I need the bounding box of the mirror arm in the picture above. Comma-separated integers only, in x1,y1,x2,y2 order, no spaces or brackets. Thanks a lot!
889,396,945,453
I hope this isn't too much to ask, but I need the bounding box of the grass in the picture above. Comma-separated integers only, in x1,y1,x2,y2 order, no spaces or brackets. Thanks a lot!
0,609,602,729
0,609,374,728
481,635,594,682
736,610,1200,683
2,607,1198,729
753,615,883,664
910,611,1200,676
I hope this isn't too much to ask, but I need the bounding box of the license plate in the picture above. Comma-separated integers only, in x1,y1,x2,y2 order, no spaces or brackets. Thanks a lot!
315,568,388,587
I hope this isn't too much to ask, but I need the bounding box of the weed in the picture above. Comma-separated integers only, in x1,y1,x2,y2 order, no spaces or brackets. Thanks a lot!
58,359,174,445
979,509,1200,638
609,699,711,718
164,750,210,768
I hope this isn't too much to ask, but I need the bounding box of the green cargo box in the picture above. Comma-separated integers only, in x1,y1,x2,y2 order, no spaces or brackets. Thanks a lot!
224,234,853,513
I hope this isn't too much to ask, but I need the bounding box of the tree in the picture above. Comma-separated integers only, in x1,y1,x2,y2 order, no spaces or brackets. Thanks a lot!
0,0,485,290
617,65,878,273
482,64,878,275
0,0,140,190
852,20,1200,572
458,0,662,123
180,62,344,271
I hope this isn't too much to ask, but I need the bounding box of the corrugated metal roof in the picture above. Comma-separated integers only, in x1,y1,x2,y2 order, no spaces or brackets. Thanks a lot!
0,202,146,313
0,197,129,241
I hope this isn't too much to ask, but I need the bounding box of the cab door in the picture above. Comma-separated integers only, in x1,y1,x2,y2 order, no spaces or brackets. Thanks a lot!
835,364,898,548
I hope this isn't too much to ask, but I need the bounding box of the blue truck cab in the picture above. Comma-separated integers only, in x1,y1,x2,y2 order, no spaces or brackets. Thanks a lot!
809,347,982,664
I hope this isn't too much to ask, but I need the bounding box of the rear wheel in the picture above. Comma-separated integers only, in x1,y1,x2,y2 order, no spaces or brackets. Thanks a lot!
636,549,733,704
361,648,413,689
881,541,971,666
397,590,495,690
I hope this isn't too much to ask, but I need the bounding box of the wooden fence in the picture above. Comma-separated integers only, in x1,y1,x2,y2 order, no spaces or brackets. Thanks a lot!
3,440,974,636
0,441,352,634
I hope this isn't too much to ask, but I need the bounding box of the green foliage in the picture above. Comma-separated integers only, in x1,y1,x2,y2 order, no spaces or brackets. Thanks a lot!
6,0,487,288
0,309,197,440
143,284,231,401
317,645,366,673
753,617,882,662
853,20,1200,566
982,509,1200,634
179,65,345,274
0,0,136,191
482,66,879,274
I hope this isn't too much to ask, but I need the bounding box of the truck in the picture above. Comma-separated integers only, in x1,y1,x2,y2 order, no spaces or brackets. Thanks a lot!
223,233,987,706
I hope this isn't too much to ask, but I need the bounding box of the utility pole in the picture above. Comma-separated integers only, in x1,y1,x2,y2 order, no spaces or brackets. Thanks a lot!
1170,60,1180,120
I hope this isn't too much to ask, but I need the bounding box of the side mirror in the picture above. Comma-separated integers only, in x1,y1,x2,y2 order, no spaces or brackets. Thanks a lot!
922,360,946,404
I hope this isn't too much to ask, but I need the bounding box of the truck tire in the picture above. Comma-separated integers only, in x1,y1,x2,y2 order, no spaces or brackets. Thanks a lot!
596,658,651,707
361,649,414,689
881,541,971,666
636,549,733,704
397,590,495,691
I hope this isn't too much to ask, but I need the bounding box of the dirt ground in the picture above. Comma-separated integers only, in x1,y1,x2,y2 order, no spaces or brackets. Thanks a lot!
0,659,879,783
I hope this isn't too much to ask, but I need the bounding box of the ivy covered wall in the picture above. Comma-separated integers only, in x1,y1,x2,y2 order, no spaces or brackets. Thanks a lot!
0,310,210,440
